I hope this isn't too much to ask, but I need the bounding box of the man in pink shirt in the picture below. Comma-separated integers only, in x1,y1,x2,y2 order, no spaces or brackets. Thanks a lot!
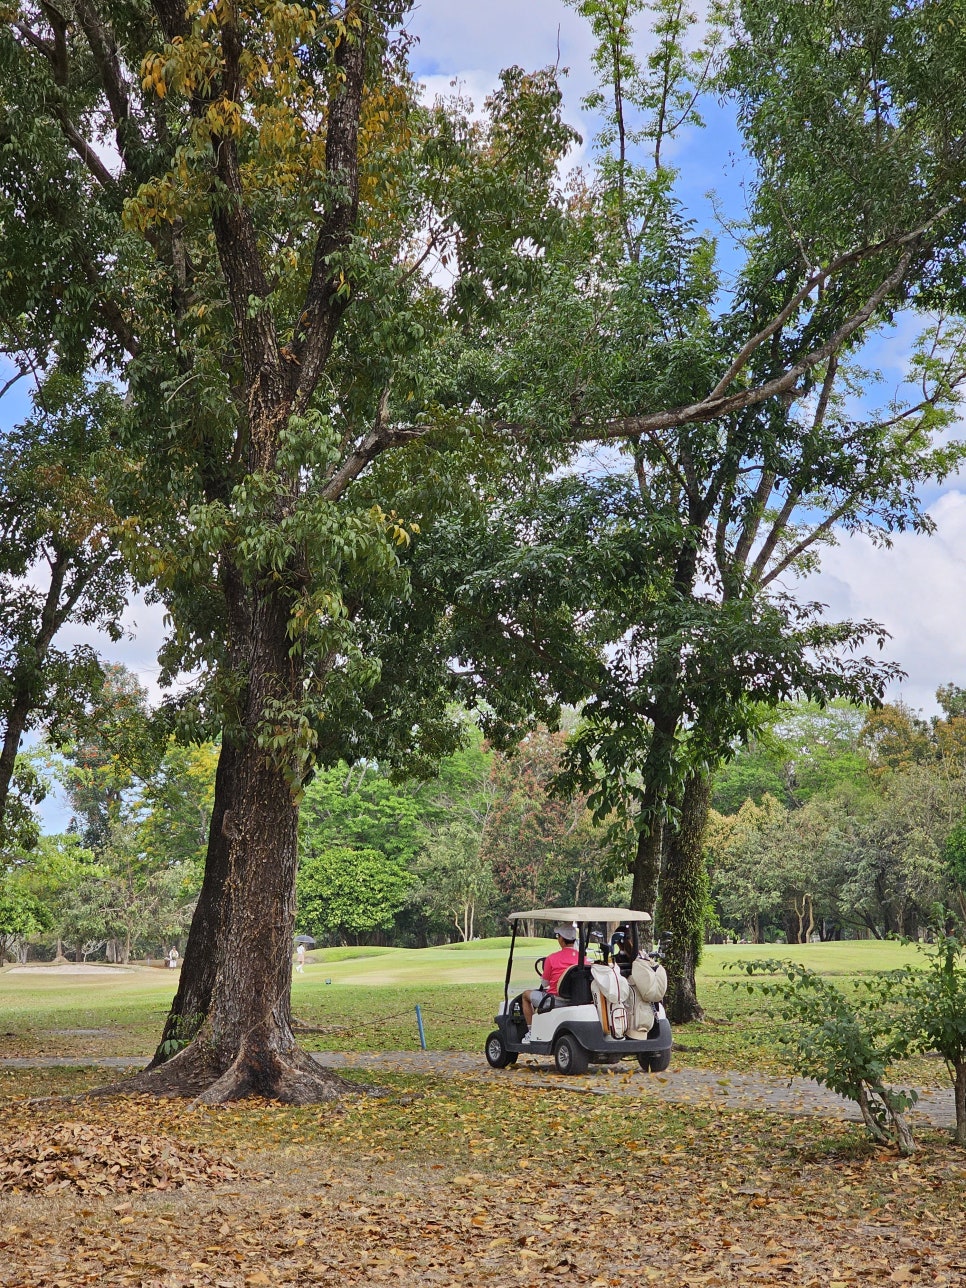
522,924,579,1040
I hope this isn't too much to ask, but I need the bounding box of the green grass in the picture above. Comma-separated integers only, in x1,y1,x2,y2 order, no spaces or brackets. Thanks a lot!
700,939,925,976
0,939,946,1083
2,940,962,1288
310,945,396,962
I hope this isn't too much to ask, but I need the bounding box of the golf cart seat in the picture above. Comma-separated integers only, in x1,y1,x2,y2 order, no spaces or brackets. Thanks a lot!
555,964,593,1006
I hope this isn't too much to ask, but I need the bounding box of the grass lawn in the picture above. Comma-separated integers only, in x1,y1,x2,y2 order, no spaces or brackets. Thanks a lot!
0,938,935,1076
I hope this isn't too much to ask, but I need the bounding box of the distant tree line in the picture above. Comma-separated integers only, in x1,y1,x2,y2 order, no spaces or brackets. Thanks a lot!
0,666,213,963
706,690,966,944
0,672,626,960
6,677,966,962
295,721,626,947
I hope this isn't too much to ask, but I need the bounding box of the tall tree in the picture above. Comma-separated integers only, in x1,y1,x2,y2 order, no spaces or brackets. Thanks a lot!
0,374,132,850
436,0,966,1019
53,663,161,850
413,821,497,942
2,1,577,1099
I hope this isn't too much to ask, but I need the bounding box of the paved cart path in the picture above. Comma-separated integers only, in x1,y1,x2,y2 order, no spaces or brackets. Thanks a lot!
0,1050,957,1130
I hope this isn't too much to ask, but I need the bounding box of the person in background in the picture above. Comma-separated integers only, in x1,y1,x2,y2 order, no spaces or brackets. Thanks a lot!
521,924,579,1042
613,924,639,970
295,942,306,973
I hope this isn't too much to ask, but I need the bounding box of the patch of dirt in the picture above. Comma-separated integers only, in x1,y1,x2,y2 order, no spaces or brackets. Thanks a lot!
48,1029,114,1038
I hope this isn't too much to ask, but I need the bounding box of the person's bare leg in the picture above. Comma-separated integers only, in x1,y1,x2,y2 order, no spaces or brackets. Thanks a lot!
522,992,535,1027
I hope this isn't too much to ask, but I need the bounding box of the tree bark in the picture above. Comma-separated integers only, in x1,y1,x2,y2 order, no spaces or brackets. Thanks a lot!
629,714,680,937
148,738,240,1067
630,820,663,934
657,772,709,1024
134,587,354,1103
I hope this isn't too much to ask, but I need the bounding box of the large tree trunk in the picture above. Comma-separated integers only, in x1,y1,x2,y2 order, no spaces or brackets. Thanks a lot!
630,820,664,935
657,771,710,1024
629,716,679,940
147,738,241,1068
132,589,353,1104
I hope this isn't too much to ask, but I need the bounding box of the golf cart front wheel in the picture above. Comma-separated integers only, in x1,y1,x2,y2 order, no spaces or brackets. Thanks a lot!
553,1033,589,1076
485,1030,517,1069
637,1049,672,1073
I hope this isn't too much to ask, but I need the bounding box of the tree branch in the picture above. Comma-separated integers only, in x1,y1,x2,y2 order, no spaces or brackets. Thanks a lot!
741,357,839,581
496,238,922,448
707,221,937,403
75,251,140,357
71,0,133,156
322,390,430,501
758,505,846,587
54,106,119,193
291,3,368,408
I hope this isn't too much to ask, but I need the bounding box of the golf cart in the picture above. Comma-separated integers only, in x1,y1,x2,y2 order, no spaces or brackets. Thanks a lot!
484,907,673,1076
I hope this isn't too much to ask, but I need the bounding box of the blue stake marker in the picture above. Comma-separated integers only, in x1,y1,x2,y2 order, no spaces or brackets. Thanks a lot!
415,1003,427,1050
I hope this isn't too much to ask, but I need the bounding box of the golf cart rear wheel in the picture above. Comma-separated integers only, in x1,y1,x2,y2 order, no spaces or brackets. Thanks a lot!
485,1030,517,1069
554,1033,589,1076
637,1049,672,1073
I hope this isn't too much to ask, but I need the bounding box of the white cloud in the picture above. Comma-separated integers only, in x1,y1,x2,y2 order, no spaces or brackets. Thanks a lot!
408,0,595,90
53,592,174,707
803,491,966,714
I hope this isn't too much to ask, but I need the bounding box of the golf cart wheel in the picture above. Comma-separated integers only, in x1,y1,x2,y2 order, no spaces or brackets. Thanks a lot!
554,1033,589,1076
637,1049,672,1073
485,1030,517,1069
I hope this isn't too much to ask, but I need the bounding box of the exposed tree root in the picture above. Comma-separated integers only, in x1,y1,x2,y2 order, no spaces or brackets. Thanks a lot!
86,1040,364,1106
190,1043,354,1106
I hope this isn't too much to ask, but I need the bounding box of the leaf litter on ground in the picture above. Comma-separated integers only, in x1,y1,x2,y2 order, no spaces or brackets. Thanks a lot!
1,1069,965,1286
0,1119,243,1195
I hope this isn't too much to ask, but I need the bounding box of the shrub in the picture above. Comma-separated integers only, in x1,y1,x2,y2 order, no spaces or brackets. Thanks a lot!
894,936,966,1147
730,959,917,1155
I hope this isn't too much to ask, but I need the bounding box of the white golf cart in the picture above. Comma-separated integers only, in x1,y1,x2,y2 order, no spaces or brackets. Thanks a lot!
484,907,673,1076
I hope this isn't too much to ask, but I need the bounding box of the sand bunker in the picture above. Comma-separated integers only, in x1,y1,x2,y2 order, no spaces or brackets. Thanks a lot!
7,964,135,975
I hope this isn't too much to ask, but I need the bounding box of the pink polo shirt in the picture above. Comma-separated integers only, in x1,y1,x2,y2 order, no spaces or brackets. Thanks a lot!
541,945,579,995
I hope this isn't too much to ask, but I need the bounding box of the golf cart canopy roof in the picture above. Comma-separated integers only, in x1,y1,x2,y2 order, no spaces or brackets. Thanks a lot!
508,907,652,924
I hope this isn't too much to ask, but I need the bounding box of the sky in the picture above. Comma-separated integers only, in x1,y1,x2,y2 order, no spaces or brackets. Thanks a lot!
7,0,966,828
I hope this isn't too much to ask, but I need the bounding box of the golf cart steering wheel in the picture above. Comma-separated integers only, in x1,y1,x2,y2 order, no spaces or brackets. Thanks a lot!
534,957,546,976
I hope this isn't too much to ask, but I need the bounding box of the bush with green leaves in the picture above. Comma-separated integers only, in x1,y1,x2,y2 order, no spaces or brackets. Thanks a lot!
893,936,966,1147
296,846,413,946
0,887,53,961
731,959,918,1155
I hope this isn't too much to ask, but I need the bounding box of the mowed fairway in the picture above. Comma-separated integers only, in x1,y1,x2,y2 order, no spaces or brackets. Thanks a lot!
0,938,934,1068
